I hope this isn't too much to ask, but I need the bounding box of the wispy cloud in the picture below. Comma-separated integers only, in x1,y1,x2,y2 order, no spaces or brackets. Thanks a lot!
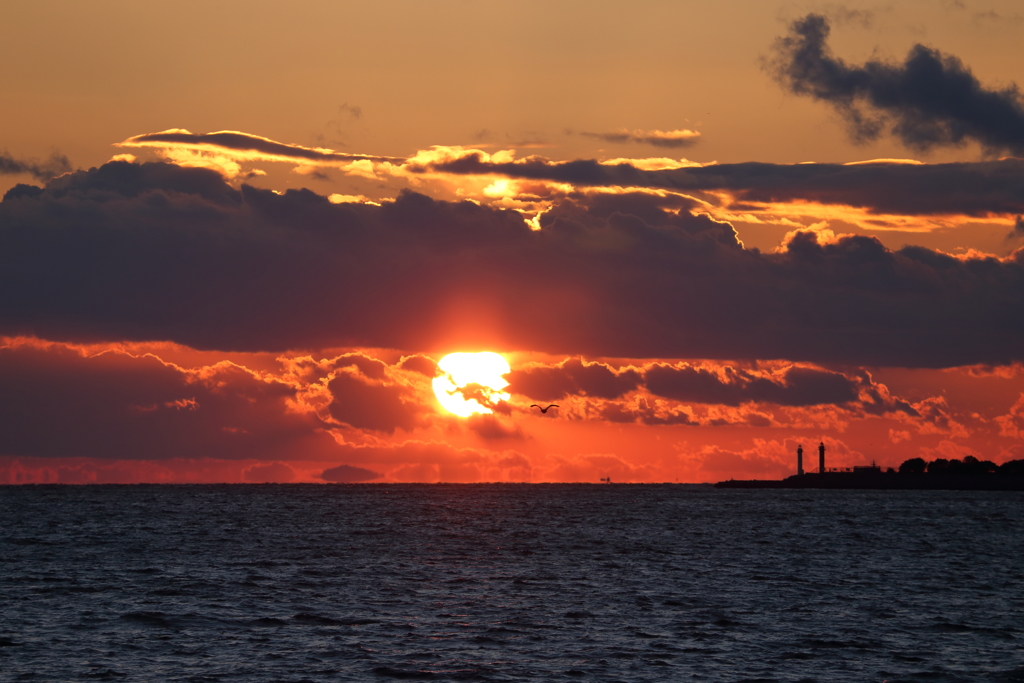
580,128,701,149
0,151,73,182
338,102,362,120
118,129,401,164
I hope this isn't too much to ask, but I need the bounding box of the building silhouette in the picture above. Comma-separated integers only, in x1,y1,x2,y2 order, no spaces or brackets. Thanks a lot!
796,442,826,474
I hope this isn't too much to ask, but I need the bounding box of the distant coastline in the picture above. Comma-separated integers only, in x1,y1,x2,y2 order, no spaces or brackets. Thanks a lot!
716,456,1024,490
715,472,1024,490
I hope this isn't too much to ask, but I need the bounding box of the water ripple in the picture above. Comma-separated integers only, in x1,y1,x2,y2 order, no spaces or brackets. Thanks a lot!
1,484,1022,681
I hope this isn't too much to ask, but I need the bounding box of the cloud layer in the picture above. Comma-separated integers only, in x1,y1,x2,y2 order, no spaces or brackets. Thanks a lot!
0,341,337,461
115,128,1024,220
425,153,1024,218
0,336,1016,483
2,160,1024,367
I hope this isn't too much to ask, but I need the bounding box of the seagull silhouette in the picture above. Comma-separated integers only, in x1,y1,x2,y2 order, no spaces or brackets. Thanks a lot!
530,404,559,414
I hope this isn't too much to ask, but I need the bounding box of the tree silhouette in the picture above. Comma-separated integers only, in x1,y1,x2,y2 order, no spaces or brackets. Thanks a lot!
899,457,927,474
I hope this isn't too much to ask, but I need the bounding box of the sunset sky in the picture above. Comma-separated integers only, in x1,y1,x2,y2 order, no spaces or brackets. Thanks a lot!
3,0,1024,484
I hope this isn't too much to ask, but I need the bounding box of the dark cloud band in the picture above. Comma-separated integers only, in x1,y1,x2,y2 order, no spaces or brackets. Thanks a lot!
423,154,1024,218
2,160,1024,367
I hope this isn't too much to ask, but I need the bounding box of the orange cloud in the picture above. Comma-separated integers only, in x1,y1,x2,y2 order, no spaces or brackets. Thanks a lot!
580,128,702,148
118,129,399,165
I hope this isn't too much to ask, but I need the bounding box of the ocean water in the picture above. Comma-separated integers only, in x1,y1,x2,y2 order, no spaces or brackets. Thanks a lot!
2,484,1023,683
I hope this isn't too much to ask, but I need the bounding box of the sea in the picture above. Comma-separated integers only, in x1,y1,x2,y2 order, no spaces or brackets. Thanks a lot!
2,484,1023,682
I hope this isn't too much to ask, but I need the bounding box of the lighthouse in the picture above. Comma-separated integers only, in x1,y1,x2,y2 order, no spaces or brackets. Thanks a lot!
796,445,804,476
818,441,826,474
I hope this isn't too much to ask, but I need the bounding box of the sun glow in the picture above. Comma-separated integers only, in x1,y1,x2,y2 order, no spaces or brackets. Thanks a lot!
432,352,511,417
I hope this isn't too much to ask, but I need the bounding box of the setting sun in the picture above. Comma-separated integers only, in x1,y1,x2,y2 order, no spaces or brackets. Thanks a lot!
432,352,511,417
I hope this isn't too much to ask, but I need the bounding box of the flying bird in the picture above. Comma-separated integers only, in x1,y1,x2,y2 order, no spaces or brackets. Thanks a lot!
531,404,559,414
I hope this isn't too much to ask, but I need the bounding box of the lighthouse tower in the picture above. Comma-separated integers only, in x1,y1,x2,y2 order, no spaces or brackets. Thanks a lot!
796,445,804,476
818,441,826,474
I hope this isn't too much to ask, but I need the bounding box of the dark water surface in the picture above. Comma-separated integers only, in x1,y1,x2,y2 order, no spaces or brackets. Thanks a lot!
2,484,1023,682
